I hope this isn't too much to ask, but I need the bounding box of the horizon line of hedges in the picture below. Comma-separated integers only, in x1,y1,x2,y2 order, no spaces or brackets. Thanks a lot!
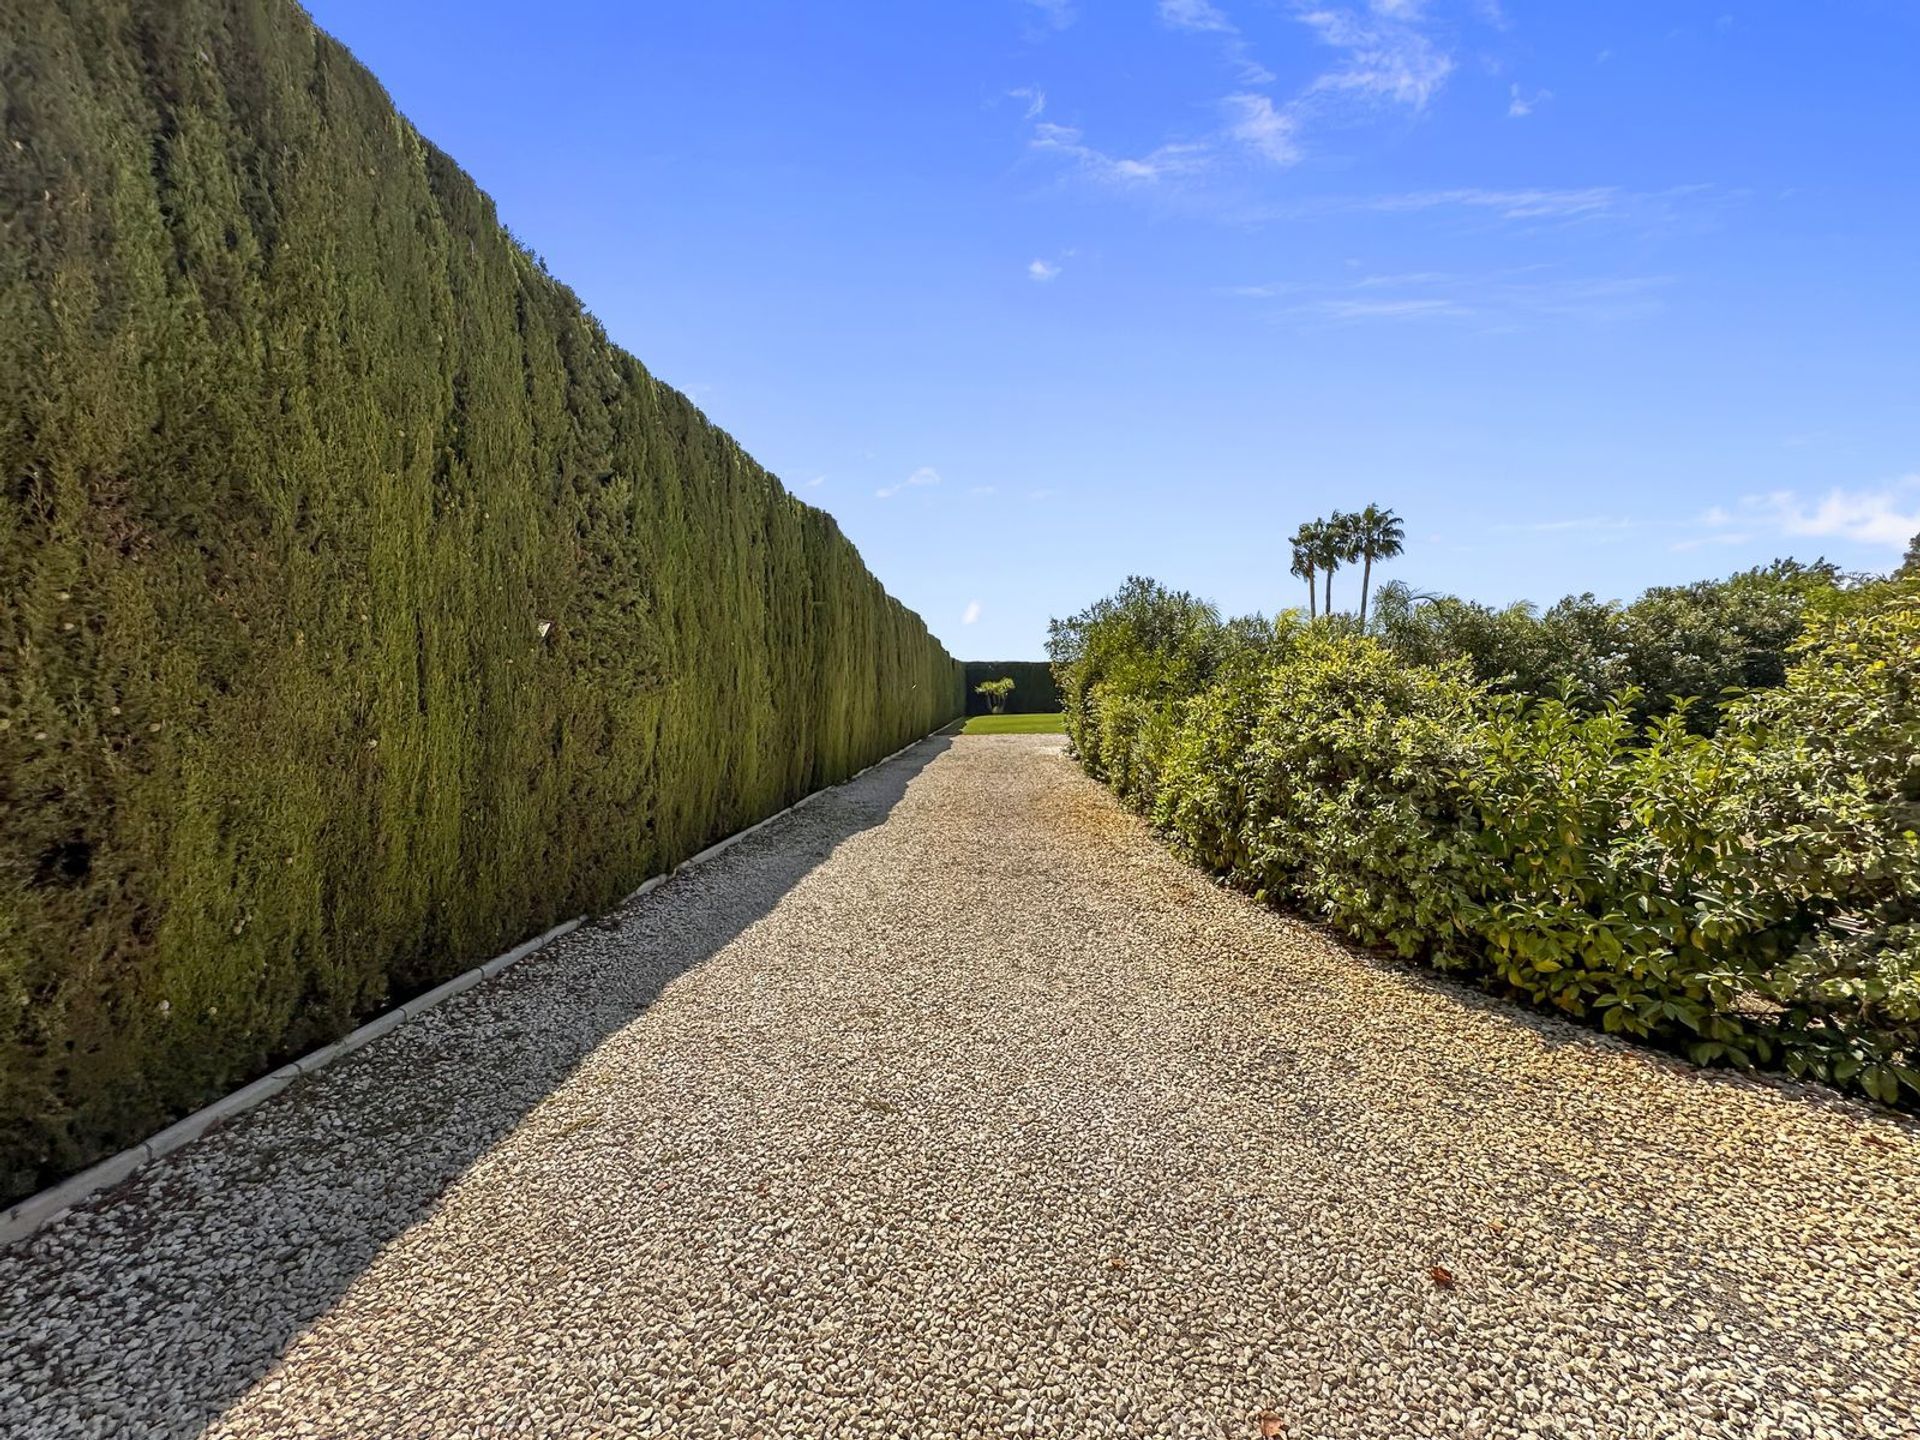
0,0,963,1201
1051,576,1920,1107
962,661,1059,715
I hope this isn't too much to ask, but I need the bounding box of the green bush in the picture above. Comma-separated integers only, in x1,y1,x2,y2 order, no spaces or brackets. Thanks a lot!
1052,576,1920,1106
0,0,962,1202
1372,559,1839,729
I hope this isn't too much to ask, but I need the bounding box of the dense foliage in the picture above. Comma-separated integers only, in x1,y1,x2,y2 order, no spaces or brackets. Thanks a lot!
1370,560,1836,729
0,0,962,1200
1052,574,1920,1106
963,661,1059,715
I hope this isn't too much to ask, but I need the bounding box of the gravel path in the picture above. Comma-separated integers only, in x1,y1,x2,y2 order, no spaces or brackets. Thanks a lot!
2,733,1917,1440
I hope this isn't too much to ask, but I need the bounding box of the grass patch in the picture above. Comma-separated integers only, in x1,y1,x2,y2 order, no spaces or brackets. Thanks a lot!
961,712,1066,735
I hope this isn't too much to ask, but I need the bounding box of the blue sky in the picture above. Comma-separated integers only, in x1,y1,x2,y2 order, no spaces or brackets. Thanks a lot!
304,0,1919,658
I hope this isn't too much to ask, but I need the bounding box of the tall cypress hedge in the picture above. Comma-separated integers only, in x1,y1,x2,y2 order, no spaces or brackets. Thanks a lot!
0,0,963,1201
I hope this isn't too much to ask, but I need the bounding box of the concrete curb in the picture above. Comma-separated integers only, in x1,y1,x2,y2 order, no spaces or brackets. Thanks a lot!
1,726,952,1250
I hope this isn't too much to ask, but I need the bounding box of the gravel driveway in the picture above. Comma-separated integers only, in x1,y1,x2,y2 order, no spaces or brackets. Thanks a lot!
2,733,1916,1440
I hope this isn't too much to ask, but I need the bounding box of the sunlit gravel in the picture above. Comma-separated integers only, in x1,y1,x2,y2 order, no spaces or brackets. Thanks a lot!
2,733,1915,1440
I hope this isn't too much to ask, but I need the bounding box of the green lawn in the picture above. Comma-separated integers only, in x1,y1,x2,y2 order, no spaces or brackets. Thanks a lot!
960,712,1066,735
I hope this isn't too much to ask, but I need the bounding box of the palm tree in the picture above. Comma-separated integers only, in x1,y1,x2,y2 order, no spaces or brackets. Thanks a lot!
1348,504,1406,629
1313,513,1352,616
1289,524,1319,618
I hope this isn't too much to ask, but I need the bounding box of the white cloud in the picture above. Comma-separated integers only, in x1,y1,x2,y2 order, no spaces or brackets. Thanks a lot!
805,474,826,488
1009,86,1047,119
1311,296,1472,321
1031,121,1209,186
1223,93,1300,165
1299,5,1455,112
1366,186,1623,220
962,600,983,625
1507,83,1551,118
1025,0,1464,207
1239,268,1669,328
1703,479,1920,550
969,485,998,496
1160,0,1235,32
1028,258,1061,281
876,466,943,500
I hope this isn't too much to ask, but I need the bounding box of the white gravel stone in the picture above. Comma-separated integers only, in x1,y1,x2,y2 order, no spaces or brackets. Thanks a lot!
1,733,1916,1439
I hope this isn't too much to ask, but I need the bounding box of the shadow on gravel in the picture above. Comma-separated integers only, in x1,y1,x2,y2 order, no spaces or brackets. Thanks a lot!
0,738,950,1440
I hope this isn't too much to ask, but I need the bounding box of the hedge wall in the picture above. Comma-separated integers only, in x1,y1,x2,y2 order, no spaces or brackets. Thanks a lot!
0,0,963,1202
963,661,1059,715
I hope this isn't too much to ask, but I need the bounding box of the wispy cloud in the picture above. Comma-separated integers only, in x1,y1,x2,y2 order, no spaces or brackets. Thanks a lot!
876,466,942,500
1298,3,1455,112
1030,121,1209,186
1366,186,1624,220
1235,267,1671,329
1309,296,1473,321
962,600,983,625
1507,82,1550,118
1159,0,1235,32
1157,0,1274,81
1026,0,1461,203
1008,86,1047,119
1697,478,1920,551
1223,93,1300,165
805,474,826,488
1028,257,1062,281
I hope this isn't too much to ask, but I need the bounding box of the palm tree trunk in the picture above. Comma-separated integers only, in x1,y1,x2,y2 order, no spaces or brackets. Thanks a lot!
1360,553,1373,630
1324,565,1333,617
1306,568,1316,618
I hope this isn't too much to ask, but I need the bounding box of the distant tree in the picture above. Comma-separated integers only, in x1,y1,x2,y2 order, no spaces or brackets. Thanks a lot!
1311,516,1348,616
1347,504,1406,629
975,677,1016,714
1289,524,1319,618
1903,531,1920,576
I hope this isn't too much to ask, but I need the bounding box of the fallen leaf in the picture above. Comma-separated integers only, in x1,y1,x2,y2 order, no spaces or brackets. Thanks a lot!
1428,1265,1456,1289
1258,1414,1286,1437
1108,1256,1129,1271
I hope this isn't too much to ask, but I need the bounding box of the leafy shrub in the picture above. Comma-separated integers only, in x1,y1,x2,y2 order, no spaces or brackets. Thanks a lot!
1052,575,1920,1106
1373,560,1840,729
1239,636,1490,964
1711,589,1920,1100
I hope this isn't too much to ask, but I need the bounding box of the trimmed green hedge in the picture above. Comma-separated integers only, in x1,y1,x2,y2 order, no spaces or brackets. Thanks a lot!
1053,577,1920,1106
0,0,962,1201
963,661,1059,715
